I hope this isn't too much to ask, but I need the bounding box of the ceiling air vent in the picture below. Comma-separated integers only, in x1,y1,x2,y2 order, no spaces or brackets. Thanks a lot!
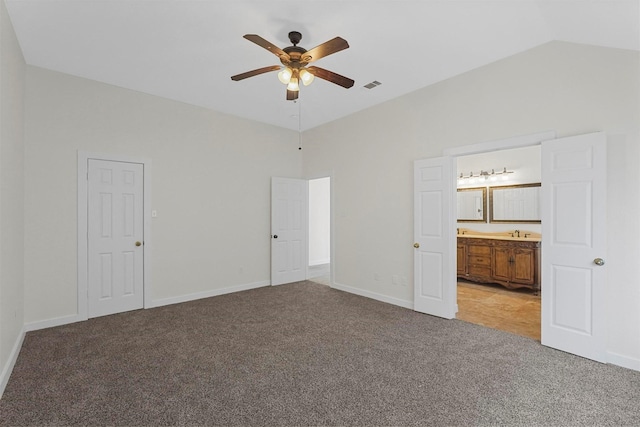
363,80,382,89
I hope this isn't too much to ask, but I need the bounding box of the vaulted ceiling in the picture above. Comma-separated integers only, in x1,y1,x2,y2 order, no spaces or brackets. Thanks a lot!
5,1,639,131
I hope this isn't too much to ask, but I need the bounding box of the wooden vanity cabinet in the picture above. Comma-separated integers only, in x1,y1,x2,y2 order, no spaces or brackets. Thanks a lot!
457,237,540,292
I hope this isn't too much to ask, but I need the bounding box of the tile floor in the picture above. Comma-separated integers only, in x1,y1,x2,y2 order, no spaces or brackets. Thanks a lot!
456,280,541,341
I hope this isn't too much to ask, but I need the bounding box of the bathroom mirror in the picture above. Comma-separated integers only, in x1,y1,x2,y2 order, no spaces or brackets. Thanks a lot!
489,183,541,223
457,187,487,222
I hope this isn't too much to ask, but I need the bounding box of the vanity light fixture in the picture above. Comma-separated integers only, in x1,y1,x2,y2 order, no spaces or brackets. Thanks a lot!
457,167,514,186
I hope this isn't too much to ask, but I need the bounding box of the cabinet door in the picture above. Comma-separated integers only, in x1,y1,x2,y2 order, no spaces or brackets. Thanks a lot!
492,247,512,282
456,244,467,275
512,248,535,285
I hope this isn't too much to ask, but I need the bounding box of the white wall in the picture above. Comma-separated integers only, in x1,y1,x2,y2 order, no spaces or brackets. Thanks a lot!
308,177,330,265
0,0,25,394
302,41,640,367
23,66,301,324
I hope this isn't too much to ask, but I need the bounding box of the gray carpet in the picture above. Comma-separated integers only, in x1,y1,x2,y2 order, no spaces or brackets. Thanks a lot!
1,281,638,426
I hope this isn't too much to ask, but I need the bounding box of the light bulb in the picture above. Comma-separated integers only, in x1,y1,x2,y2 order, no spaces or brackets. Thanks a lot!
287,77,299,91
278,67,292,84
299,69,315,86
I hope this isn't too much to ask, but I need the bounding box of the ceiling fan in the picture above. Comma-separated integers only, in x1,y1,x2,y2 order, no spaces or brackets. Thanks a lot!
231,31,354,101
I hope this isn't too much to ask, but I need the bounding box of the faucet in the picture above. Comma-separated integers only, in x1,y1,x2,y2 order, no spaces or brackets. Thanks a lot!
514,230,520,238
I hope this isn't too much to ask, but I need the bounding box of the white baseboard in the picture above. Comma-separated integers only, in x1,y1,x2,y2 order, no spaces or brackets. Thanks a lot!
607,351,640,372
151,280,270,308
0,328,25,399
25,313,85,332
308,263,330,279
24,281,272,331
331,281,413,310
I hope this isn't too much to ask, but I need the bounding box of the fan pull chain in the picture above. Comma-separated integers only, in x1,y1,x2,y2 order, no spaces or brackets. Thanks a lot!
297,99,302,151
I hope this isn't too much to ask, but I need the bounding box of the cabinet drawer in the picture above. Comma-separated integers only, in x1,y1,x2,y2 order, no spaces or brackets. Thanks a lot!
469,255,490,266
468,265,491,277
468,245,490,256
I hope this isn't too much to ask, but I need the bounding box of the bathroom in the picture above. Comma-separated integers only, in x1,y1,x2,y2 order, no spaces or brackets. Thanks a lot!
456,145,541,340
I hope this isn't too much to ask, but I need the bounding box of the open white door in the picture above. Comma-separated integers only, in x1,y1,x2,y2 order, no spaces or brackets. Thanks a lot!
541,132,607,362
413,157,456,318
271,177,308,286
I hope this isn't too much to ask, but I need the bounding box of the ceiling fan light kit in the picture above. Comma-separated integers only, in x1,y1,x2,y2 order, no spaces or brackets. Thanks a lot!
231,31,354,101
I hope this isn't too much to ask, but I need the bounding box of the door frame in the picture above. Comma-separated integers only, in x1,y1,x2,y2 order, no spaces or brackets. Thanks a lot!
442,130,556,316
77,151,152,320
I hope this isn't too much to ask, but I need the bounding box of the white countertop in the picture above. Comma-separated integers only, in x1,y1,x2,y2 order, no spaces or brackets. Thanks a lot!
457,234,541,242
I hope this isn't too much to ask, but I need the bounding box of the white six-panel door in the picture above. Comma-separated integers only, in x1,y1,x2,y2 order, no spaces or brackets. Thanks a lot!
88,159,144,318
271,177,308,286
413,157,456,319
541,132,607,362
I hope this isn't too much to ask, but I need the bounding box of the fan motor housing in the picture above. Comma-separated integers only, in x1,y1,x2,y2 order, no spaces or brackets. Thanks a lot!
282,46,307,65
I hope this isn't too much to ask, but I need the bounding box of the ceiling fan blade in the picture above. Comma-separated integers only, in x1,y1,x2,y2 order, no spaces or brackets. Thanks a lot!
231,65,281,81
286,89,299,101
302,37,349,63
306,66,354,89
243,34,289,61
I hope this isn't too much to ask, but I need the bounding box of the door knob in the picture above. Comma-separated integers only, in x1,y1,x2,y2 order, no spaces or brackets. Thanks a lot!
413,243,420,248
593,258,605,266
273,235,278,239
135,241,142,247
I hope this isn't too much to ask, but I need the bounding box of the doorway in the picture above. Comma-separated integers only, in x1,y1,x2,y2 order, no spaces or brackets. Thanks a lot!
455,146,541,340
416,131,607,362
308,176,331,286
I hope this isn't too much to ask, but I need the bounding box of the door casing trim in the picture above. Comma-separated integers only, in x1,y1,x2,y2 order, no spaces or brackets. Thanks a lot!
77,151,152,320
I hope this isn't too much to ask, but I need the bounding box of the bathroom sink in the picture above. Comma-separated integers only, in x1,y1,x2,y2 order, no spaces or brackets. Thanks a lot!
458,232,541,242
